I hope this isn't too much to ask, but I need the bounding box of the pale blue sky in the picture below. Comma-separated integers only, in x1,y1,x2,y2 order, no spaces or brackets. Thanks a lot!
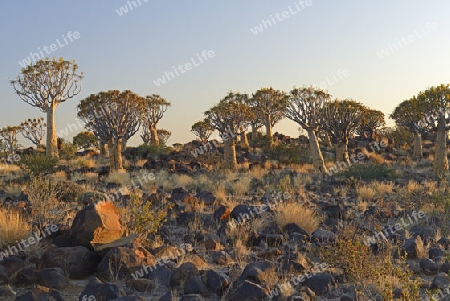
1,1,450,146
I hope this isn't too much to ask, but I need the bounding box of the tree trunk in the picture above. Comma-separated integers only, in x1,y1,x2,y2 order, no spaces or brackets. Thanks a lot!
265,116,272,146
324,133,332,147
100,142,109,156
240,132,249,148
223,138,237,169
110,137,123,171
412,132,422,160
251,126,259,142
434,120,448,177
150,126,159,145
335,141,349,164
122,138,127,150
307,129,327,173
108,139,115,169
46,104,58,157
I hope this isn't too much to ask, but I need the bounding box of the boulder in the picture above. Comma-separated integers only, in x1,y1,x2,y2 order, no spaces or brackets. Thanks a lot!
170,262,200,288
70,201,125,249
39,246,100,279
79,277,126,301
0,255,24,277
39,268,69,290
97,243,156,281
303,273,334,296
402,236,424,259
184,276,210,297
227,280,269,301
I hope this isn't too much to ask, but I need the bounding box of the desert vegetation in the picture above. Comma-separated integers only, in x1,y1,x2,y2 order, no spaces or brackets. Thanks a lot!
1,57,450,301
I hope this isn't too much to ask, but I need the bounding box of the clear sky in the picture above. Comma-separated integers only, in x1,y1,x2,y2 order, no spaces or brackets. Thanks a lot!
1,0,450,147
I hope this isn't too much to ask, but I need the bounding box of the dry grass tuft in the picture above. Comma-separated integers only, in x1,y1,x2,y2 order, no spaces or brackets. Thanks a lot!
106,170,131,185
356,184,376,200
213,185,228,205
0,208,31,249
274,201,320,233
373,181,393,197
172,174,193,189
71,172,98,183
51,171,67,181
368,153,385,164
70,158,97,169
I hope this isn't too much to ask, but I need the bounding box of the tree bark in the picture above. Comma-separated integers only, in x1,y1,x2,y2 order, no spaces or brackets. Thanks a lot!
434,120,448,177
323,133,332,147
251,126,259,142
100,142,109,156
265,116,272,146
110,137,123,171
307,129,327,173
46,104,58,157
335,141,350,165
223,138,237,169
122,138,128,150
150,126,159,145
240,132,249,148
412,132,422,160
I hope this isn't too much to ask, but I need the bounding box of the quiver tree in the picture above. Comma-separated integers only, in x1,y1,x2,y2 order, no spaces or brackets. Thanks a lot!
390,97,428,160
416,84,450,178
285,86,331,173
0,126,21,155
20,117,46,148
357,109,385,141
205,92,252,169
191,119,214,143
77,90,144,170
249,87,288,145
10,57,83,156
322,99,366,164
73,131,98,150
140,95,171,145
157,129,171,145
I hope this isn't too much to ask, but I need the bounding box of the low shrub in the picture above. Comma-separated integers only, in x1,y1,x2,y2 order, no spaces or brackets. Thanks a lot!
19,153,58,177
136,143,171,159
337,163,401,181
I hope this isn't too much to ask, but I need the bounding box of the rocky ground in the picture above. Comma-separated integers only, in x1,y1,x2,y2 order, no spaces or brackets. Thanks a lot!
0,139,449,301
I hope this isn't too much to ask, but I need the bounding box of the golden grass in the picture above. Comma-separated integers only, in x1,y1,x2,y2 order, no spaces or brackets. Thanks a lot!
230,174,252,196
135,159,148,168
368,152,386,164
4,185,23,197
69,158,97,169
172,174,193,189
0,163,21,173
294,164,315,173
51,171,67,181
373,181,393,197
356,184,376,200
106,170,131,185
403,180,422,194
274,201,320,233
71,172,98,182
153,170,172,190
213,185,228,205
0,208,31,249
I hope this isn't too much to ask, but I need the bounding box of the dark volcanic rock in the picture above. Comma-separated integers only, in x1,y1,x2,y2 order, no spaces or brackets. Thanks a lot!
39,246,100,279
79,277,126,301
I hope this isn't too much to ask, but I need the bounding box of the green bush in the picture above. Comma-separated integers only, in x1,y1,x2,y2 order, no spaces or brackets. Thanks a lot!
136,143,171,159
337,163,401,181
125,192,172,236
19,153,58,177
59,142,78,160
265,144,310,165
